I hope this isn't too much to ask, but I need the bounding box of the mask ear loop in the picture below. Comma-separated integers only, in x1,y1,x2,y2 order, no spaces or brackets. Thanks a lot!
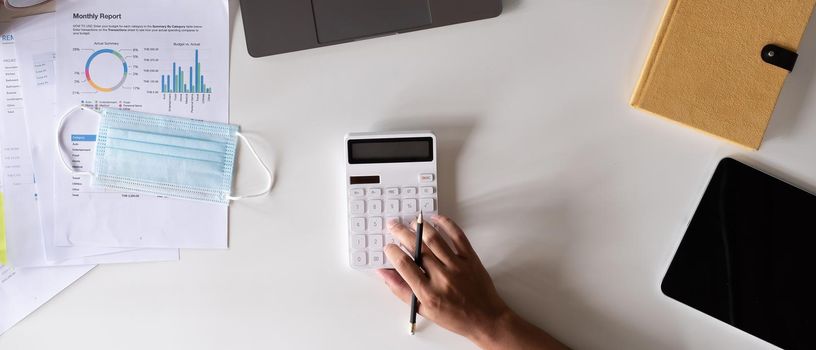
56,105,100,176
228,132,275,201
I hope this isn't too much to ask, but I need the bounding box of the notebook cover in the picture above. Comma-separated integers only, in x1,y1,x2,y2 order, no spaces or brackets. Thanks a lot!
631,0,816,149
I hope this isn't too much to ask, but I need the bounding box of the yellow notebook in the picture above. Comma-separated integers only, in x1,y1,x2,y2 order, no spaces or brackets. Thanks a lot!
631,0,816,149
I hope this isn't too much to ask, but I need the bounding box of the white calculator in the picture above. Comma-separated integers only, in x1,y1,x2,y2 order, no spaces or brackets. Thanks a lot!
345,131,439,269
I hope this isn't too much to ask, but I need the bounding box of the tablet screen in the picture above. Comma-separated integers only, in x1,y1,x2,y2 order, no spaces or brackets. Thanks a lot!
662,158,816,349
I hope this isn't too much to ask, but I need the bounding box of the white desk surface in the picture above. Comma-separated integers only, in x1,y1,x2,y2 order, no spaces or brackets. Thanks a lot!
3,0,816,349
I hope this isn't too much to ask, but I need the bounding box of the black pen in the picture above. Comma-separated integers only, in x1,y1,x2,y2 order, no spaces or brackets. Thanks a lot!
409,211,424,335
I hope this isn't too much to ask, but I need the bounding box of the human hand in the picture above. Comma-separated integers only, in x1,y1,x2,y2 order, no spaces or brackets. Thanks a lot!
377,215,567,349
378,215,510,342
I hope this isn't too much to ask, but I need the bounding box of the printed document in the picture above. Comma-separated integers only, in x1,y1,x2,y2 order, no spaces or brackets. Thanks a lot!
54,0,230,249
1,125,92,336
9,14,178,264
0,264,93,336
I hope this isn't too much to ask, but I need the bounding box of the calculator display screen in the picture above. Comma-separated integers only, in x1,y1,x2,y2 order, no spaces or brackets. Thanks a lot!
348,137,433,164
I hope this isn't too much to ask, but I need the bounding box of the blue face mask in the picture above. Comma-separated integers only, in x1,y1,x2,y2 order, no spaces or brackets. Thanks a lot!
56,107,273,204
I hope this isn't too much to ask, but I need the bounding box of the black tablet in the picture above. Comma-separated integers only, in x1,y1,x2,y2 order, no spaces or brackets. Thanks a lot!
662,158,816,350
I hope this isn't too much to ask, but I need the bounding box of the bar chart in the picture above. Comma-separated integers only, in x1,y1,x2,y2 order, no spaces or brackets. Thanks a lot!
161,49,212,94
70,44,220,114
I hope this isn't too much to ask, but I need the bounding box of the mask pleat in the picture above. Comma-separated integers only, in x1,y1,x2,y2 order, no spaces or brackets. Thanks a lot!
107,128,226,153
92,109,239,204
106,134,225,163
100,147,225,187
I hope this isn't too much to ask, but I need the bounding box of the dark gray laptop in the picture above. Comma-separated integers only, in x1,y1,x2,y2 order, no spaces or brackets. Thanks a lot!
239,0,502,57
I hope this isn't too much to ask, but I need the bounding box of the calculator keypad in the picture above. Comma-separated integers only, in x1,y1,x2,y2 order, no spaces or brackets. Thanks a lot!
348,174,438,269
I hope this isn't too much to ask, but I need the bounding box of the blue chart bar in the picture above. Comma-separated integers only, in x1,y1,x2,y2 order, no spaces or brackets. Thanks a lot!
195,49,200,93
161,49,212,94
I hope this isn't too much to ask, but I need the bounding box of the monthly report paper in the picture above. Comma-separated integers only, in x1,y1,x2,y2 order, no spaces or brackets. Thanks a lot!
54,0,230,249
11,13,179,264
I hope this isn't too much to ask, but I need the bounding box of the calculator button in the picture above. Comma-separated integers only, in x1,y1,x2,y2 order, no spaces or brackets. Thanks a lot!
419,174,435,183
385,235,399,246
350,188,365,197
402,199,418,213
367,200,383,214
420,198,436,212
350,217,366,232
352,251,367,266
368,217,384,232
385,188,400,196
367,188,383,197
350,200,365,214
370,252,385,266
402,187,418,196
352,235,366,250
368,234,384,249
403,216,418,228
421,187,435,196
385,199,400,214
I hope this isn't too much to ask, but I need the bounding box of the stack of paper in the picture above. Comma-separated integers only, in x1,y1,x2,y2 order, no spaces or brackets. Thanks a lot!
0,0,230,336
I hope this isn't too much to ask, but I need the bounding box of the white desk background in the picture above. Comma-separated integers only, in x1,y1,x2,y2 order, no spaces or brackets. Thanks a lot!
3,0,816,349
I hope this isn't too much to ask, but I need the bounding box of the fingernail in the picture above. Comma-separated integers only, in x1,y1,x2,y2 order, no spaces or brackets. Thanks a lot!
387,219,400,228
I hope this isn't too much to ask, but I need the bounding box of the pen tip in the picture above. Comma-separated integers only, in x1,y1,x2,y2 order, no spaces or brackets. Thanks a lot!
410,323,416,335
417,212,423,224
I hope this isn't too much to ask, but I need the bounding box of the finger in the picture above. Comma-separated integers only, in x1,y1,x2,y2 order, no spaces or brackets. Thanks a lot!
388,220,444,267
406,218,456,266
387,219,427,255
376,269,424,315
376,269,413,304
384,244,428,294
431,215,475,257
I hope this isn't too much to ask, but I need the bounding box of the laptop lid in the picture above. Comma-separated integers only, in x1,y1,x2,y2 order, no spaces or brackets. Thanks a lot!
239,0,502,57
312,0,432,44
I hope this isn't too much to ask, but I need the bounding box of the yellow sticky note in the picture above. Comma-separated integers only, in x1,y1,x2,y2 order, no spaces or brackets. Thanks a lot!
0,193,7,265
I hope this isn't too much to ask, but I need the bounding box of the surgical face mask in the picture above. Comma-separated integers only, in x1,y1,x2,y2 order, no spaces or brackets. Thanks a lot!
56,106,273,204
